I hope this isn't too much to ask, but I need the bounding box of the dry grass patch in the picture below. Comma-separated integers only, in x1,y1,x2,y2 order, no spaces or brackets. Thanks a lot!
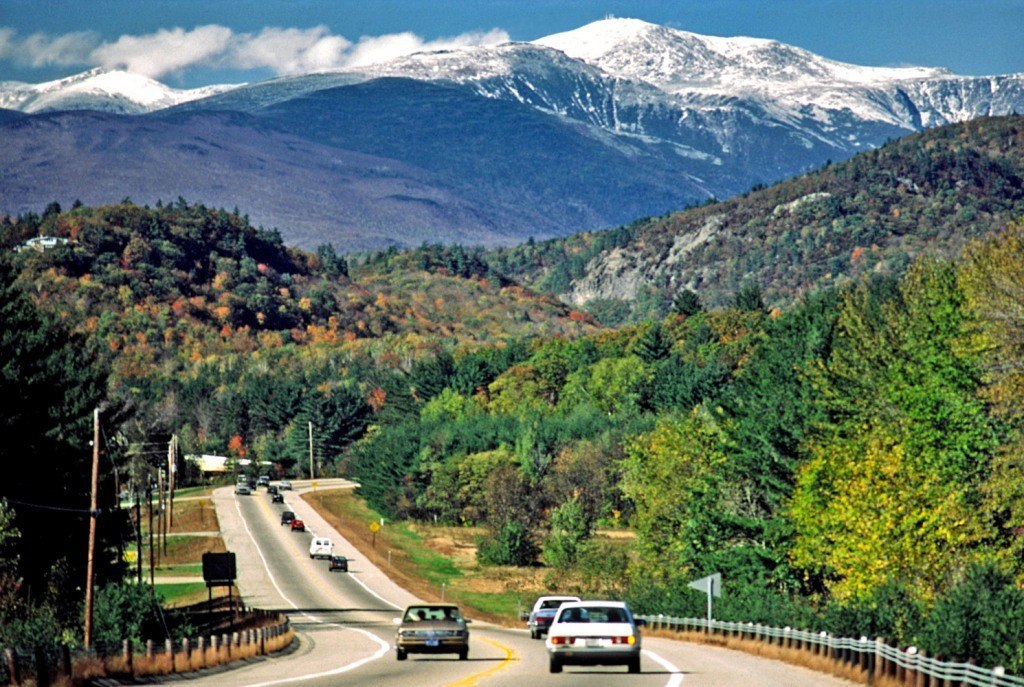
168,498,219,533
155,535,225,566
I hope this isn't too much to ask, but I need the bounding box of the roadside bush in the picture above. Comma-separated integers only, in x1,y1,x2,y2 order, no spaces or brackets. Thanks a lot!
476,521,538,567
918,564,1024,672
541,495,591,570
572,539,631,599
92,583,165,646
822,579,923,646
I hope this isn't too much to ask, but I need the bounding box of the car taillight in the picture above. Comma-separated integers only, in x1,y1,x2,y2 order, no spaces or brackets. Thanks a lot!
612,635,636,645
550,636,571,645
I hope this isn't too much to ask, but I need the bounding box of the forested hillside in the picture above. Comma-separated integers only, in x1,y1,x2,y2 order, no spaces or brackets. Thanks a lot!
0,199,597,646
349,226,1024,671
3,163,1024,669
490,115,1024,323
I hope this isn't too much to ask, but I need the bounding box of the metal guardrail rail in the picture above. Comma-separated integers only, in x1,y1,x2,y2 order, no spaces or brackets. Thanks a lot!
637,615,1024,687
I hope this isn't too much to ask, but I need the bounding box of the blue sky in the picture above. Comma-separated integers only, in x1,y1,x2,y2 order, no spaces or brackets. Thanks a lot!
2,0,1022,87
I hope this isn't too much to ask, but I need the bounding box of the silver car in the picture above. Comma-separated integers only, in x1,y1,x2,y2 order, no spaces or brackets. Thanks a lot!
394,604,470,661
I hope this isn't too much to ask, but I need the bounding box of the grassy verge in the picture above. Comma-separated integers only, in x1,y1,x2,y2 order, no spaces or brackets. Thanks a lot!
156,582,210,607
303,489,549,626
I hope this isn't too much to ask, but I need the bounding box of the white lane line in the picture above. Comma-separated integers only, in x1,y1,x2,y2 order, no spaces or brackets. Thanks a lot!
643,649,684,687
231,496,391,687
281,497,404,611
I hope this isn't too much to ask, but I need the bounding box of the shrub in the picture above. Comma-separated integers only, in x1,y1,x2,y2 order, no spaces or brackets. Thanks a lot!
476,521,538,567
918,564,1024,672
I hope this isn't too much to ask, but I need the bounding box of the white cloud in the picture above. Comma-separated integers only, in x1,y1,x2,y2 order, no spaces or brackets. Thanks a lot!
342,29,509,69
0,28,99,67
90,25,234,78
0,24,511,80
228,26,352,74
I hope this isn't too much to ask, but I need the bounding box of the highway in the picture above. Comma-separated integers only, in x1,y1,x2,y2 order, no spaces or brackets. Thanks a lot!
196,481,853,687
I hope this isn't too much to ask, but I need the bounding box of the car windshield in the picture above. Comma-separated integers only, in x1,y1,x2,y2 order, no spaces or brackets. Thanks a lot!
559,606,628,623
404,607,461,622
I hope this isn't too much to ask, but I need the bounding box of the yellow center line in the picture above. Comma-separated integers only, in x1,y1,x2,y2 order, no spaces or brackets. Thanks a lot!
444,637,515,687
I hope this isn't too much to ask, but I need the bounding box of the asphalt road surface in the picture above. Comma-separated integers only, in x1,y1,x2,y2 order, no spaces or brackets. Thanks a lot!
196,480,852,687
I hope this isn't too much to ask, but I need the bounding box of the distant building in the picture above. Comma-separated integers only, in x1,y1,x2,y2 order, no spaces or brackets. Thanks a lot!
186,454,231,473
16,236,69,252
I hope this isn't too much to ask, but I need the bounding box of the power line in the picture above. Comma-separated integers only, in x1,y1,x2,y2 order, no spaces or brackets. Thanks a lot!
5,498,96,515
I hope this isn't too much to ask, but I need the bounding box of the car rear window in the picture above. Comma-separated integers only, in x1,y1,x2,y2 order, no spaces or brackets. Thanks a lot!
559,606,628,623
404,607,461,622
540,599,572,609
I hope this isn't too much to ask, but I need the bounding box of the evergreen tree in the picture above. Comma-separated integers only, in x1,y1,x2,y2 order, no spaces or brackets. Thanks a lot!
671,289,703,317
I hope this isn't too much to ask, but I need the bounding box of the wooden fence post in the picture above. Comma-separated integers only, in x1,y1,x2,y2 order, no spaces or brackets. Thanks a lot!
4,647,20,686
123,639,133,676
876,638,884,683
859,637,871,683
34,646,50,687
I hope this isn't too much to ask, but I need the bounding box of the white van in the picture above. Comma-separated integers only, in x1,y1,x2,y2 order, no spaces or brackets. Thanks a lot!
309,537,334,559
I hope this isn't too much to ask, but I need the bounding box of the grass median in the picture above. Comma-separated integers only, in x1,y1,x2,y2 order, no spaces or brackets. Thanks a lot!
303,488,548,625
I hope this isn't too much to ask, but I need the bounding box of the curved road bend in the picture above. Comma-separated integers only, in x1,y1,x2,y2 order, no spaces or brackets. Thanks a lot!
203,481,852,687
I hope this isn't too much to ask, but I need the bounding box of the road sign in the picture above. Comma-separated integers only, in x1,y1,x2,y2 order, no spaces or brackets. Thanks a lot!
688,573,722,624
687,573,722,597
369,521,381,532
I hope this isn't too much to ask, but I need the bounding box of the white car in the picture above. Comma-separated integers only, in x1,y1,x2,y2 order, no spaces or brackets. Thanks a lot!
309,537,334,559
527,595,580,639
279,480,293,490
545,600,644,674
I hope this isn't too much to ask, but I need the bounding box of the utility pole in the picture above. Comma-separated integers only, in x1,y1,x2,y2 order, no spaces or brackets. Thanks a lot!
133,453,142,584
147,483,155,588
158,467,166,558
84,407,100,649
168,435,176,529
135,489,142,584
308,421,314,480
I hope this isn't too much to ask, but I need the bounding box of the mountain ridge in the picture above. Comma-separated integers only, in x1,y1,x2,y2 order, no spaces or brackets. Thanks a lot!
488,115,1024,320
1,18,1023,250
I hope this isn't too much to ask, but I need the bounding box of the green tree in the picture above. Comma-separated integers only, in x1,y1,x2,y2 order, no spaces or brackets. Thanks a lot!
671,288,703,317
733,282,765,312
630,322,672,363
620,409,728,585
541,494,592,570
791,262,1001,600
919,564,1024,672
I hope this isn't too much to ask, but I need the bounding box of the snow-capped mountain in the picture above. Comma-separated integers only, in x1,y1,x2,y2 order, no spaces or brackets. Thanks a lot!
2,18,1023,251
534,18,1022,131
0,68,237,114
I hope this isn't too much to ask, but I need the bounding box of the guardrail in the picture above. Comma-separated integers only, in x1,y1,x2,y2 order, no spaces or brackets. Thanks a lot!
636,615,1024,687
0,606,292,686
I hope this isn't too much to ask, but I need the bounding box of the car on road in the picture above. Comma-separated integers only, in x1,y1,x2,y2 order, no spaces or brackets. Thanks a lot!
279,480,293,490
234,484,251,495
527,595,580,639
394,603,470,661
546,600,644,674
280,511,295,526
267,484,278,495
309,537,334,559
271,492,284,503
290,518,305,532
328,555,349,572
257,475,271,487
